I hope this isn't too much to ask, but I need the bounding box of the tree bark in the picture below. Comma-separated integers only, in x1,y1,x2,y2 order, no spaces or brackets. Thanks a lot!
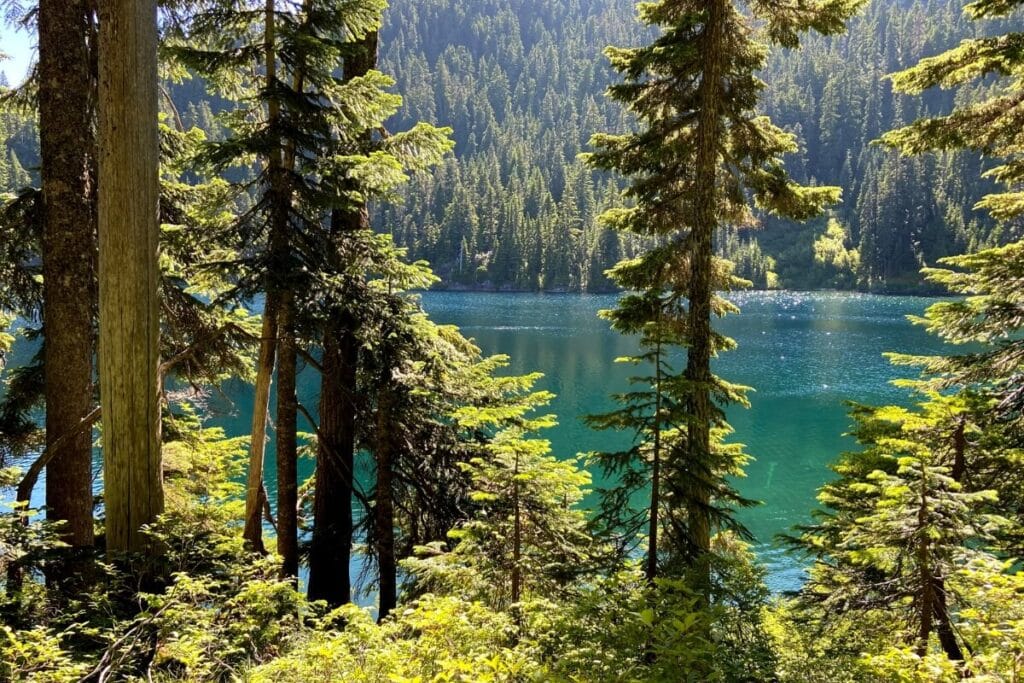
646,335,662,583
375,379,397,621
684,0,726,588
307,316,357,606
307,29,377,608
511,452,522,605
242,302,277,552
97,0,163,556
933,577,965,661
275,294,299,579
39,0,98,551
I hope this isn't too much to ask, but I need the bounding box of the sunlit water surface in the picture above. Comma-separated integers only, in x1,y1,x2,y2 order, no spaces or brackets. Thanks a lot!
7,291,944,592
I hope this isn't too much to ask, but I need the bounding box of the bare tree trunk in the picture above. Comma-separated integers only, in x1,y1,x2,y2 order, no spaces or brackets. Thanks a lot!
646,335,662,583
39,0,98,551
242,303,277,552
684,0,726,590
511,452,522,605
96,0,163,556
275,294,299,579
375,380,397,621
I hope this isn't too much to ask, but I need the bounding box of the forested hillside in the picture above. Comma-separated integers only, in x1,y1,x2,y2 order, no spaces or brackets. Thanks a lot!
0,0,1012,292
374,0,1012,292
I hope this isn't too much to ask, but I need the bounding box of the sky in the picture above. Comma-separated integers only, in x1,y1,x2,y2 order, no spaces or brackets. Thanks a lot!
0,23,35,86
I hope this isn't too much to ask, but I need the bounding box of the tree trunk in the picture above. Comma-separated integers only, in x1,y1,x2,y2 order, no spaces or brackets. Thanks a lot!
307,207,364,606
646,336,662,583
275,294,299,579
512,452,522,605
375,380,397,621
243,302,277,552
933,577,965,661
307,29,377,608
39,0,98,550
307,310,357,606
684,0,726,588
934,417,967,662
96,0,163,556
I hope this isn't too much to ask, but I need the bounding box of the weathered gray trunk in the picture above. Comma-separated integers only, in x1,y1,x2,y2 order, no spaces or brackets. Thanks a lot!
242,302,277,552
39,0,98,550
96,0,163,556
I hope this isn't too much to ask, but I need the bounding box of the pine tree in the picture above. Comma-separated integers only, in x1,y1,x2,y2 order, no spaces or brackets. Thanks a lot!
171,0,451,584
585,0,858,586
880,0,1024,431
405,371,595,612
587,254,754,581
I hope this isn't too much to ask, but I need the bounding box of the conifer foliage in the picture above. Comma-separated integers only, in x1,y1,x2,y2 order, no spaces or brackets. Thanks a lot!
586,0,861,582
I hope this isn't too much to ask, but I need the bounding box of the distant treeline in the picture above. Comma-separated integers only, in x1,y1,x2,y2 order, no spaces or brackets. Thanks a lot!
1,0,1017,293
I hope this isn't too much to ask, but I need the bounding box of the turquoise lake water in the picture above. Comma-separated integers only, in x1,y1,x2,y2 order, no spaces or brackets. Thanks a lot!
8,291,946,590
411,291,945,589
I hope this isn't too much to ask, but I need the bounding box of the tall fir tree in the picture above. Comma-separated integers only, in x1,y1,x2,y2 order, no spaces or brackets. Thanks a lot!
585,0,859,586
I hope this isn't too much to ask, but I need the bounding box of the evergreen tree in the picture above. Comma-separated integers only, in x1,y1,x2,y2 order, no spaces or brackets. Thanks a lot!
794,393,1011,663
585,0,857,585
405,371,595,612
881,0,1024,432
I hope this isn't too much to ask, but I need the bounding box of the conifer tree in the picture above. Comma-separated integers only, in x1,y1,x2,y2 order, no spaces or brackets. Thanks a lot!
171,0,451,579
586,0,859,585
405,371,595,612
794,393,1010,662
881,0,1024,431
587,252,753,581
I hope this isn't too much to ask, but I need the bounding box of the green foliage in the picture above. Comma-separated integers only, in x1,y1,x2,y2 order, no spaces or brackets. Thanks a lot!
810,218,860,289
547,537,777,682
882,0,1024,224
406,383,596,610
246,596,540,682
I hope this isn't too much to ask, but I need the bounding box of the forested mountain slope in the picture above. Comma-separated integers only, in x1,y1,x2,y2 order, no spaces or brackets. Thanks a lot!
373,0,1014,292
1,0,1016,292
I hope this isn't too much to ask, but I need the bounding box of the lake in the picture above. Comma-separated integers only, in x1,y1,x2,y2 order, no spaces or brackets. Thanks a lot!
8,291,945,590
413,291,945,590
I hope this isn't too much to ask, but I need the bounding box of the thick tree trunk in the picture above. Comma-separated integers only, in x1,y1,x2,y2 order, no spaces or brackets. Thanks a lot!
96,0,163,556
275,295,299,579
307,30,377,608
307,317,357,606
242,301,277,552
684,0,725,587
375,381,397,621
39,0,97,550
